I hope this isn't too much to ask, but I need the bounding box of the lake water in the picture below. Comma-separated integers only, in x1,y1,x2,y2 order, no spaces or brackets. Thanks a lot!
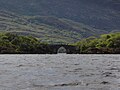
0,54,120,90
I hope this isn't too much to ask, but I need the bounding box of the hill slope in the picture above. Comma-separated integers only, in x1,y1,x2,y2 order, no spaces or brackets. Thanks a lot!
0,10,105,43
0,0,120,31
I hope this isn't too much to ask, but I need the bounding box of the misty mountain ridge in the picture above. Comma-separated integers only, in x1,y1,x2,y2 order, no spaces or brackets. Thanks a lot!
0,0,120,31
0,0,120,43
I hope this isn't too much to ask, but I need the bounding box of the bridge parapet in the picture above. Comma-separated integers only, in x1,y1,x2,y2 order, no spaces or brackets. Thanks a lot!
49,44,79,54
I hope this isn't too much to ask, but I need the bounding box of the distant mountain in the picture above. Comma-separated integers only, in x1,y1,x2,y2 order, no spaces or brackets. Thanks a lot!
0,10,106,43
0,0,120,31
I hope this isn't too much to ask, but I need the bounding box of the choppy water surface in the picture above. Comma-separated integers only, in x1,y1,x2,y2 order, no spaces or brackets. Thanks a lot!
0,54,120,90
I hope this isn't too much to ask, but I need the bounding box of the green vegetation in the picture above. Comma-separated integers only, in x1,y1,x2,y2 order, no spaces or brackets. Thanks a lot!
0,33,51,54
75,32,120,54
0,9,119,54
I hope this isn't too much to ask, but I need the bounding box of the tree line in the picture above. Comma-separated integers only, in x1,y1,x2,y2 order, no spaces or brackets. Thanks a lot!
0,32,120,54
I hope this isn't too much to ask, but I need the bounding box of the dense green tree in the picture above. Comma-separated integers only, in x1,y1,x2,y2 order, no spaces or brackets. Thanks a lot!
0,33,51,54
75,32,120,54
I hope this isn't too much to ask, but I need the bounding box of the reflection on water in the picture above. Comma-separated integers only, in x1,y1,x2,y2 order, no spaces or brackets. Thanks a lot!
0,54,120,90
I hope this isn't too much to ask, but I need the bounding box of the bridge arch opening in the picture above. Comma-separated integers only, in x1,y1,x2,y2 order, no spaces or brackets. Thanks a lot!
57,46,67,54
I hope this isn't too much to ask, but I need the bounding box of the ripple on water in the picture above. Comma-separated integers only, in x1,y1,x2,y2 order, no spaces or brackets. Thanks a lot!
0,54,120,90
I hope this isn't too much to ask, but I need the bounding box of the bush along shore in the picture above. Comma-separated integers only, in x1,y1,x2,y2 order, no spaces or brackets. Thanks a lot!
74,32,120,54
0,33,52,54
0,32,120,54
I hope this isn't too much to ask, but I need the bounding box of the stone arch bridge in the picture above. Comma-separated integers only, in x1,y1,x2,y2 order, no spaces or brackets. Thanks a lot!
49,44,79,54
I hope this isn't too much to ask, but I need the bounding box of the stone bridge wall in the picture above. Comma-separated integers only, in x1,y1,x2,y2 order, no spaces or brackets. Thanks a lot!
49,45,79,54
